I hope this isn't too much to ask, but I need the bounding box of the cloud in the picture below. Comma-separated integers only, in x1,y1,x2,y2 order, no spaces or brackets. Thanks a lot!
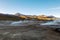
40,7,60,17
46,7,60,10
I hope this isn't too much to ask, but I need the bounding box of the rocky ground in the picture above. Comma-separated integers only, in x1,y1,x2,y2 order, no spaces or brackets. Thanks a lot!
0,26,59,40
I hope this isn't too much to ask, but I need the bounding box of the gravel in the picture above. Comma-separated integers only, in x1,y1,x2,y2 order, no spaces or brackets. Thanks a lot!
0,26,59,40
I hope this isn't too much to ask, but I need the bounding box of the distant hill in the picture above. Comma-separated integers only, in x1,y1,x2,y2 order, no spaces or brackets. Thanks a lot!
14,13,56,21
0,13,20,21
0,13,57,21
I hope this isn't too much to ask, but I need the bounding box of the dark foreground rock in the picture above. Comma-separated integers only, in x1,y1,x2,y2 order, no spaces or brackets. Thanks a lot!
0,26,59,40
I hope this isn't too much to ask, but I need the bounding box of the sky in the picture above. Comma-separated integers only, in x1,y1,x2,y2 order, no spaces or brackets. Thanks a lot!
0,0,60,17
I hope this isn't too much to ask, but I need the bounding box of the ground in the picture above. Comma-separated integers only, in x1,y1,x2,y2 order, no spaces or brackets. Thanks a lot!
0,26,59,40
